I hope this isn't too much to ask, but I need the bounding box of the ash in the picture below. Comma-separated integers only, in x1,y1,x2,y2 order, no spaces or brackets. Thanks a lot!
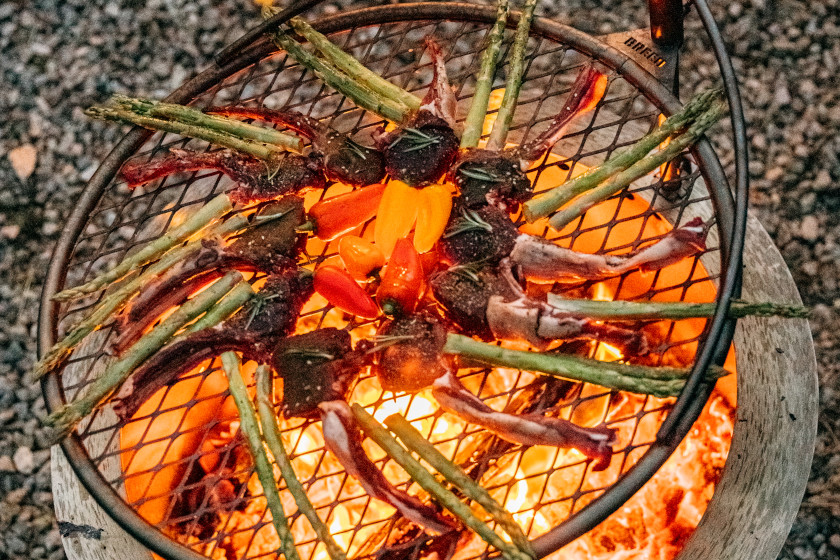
0,0,838,559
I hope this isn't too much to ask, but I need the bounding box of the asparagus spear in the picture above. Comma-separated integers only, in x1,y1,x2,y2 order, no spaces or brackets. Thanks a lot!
31,214,249,381
460,0,510,149
110,95,304,151
255,365,347,560
53,193,234,301
548,100,728,230
350,404,534,560
545,295,810,320
46,271,245,438
221,353,301,560
442,333,728,398
262,8,409,123
85,107,300,161
486,0,538,150
521,89,721,222
286,17,422,113
383,414,535,558
182,281,256,334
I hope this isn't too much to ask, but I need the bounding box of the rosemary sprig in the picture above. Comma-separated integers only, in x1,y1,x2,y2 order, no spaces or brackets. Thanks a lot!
280,348,337,360
443,208,494,239
391,127,442,152
345,138,369,160
459,167,502,182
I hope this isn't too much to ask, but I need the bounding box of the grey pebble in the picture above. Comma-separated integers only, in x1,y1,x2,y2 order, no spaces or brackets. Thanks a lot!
12,446,35,475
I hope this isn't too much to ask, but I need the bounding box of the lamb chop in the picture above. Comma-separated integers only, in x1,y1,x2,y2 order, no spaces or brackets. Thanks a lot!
110,268,314,421
272,328,457,535
372,311,617,469
430,262,648,353
112,197,307,353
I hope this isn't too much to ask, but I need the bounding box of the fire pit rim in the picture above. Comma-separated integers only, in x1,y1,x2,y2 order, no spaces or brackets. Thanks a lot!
38,2,746,559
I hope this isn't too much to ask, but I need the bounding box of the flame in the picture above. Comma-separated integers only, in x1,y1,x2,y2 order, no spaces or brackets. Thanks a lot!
120,146,734,560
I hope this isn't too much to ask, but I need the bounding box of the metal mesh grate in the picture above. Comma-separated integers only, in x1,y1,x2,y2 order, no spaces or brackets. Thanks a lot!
51,13,729,560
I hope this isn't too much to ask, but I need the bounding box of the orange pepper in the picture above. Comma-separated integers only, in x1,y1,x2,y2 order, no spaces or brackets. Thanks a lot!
374,180,419,257
313,266,379,319
377,238,424,317
338,235,385,280
309,183,387,240
413,183,453,253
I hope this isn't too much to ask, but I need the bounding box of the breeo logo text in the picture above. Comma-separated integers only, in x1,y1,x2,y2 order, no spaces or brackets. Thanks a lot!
624,37,668,68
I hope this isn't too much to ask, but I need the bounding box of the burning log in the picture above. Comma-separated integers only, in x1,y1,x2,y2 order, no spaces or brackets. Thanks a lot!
351,404,534,560
319,400,457,535
384,413,535,558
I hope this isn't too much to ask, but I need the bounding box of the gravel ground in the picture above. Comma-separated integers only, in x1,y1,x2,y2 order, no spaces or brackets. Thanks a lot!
0,0,837,558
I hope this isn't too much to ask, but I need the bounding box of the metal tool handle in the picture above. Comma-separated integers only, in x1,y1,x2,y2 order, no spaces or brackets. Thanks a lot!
647,0,684,48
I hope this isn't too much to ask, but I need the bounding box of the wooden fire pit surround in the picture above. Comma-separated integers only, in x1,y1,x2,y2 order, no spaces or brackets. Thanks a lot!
41,2,817,560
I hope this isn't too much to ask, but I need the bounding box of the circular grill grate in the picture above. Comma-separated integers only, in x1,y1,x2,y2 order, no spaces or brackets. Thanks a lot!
43,5,739,560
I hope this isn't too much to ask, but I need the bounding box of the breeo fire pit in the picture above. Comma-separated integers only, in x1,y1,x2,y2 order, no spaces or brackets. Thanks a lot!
39,1,817,560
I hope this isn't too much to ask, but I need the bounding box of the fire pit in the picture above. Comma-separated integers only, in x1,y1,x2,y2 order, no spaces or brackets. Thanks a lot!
40,1,817,560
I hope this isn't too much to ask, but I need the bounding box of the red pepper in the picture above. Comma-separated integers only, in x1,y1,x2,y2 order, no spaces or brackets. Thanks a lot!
314,266,380,319
309,183,387,240
377,238,424,317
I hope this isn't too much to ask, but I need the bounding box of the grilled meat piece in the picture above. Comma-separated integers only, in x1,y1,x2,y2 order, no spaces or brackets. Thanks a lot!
438,205,520,267
374,312,450,392
273,329,367,419
209,107,386,187
120,148,325,204
112,269,314,420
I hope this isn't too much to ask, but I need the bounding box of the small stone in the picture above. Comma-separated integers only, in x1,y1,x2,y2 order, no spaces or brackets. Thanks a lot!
0,224,20,240
6,487,27,505
829,534,840,549
799,215,820,242
774,83,792,106
0,455,15,472
765,167,785,182
8,144,38,180
12,446,34,474
814,169,833,190
42,222,60,236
